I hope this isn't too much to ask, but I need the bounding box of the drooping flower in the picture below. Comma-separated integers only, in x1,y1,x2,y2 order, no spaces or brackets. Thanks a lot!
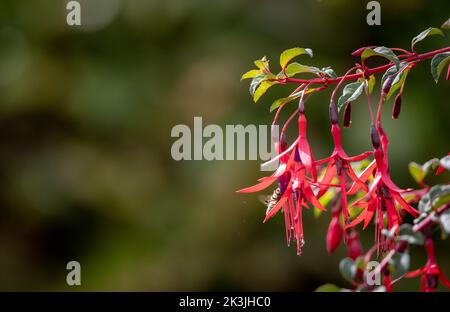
316,121,372,224
404,238,450,292
237,112,326,255
346,128,419,252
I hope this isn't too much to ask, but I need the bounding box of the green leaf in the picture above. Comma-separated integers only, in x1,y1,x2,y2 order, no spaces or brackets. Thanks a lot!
321,67,337,79
279,47,313,69
361,47,400,70
442,18,450,30
408,162,426,184
389,251,410,277
339,258,356,282
386,66,410,99
241,69,262,81
253,81,277,102
440,210,450,234
440,155,450,171
254,56,269,71
366,75,376,95
269,94,300,112
337,82,365,111
281,62,320,77
249,74,266,96
411,27,444,51
398,224,424,245
431,52,450,83
315,284,341,292
419,185,450,212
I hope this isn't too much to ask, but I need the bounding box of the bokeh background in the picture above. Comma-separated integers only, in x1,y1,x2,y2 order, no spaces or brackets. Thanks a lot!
0,0,449,291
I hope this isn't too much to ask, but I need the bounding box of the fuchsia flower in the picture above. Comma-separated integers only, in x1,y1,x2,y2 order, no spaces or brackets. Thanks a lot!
316,113,372,224
237,111,325,255
346,127,419,252
404,238,450,292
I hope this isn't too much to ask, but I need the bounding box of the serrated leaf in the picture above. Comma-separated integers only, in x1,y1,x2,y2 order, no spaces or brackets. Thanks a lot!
361,47,400,70
339,258,356,282
440,155,450,171
315,284,341,292
279,47,313,69
281,62,320,77
337,82,365,111
431,52,450,83
408,162,426,184
411,27,444,51
241,69,262,81
442,18,450,30
398,224,424,245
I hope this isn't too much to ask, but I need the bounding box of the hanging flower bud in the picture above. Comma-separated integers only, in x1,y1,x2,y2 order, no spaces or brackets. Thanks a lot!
370,125,381,149
343,102,352,128
299,96,306,114
326,216,343,254
382,75,394,96
392,93,402,119
346,230,363,260
329,101,339,125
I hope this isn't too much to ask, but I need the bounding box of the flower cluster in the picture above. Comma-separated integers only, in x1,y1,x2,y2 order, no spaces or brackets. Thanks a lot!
239,24,450,292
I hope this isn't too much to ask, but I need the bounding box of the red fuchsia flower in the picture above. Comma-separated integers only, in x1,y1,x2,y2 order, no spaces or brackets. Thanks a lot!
404,238,450,292
346,230,364,260
316,102,372,224
237,109,326,255
346,127,419,253
326,200,343,254
297,99,317,181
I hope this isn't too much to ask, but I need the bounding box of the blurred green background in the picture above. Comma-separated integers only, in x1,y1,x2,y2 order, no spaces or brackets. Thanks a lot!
0,0,448,291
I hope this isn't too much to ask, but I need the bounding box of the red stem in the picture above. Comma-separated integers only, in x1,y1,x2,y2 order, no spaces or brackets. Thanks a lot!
275,47,450,86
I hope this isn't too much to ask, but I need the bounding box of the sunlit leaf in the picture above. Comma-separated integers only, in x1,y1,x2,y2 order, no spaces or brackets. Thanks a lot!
241,69,262,81
408,162,426,184
254,56,269,71
315,284,341,292
281,62,320,77
279,47,313,69
411,27,444,51
253,80,277,102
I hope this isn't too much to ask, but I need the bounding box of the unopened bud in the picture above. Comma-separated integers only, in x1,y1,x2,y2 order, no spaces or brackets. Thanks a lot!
327,217,343,254
329,101,339,124
392,93,402,119
343,102,352,128
382,75,394,95
346,231,363,260
299,97,305,114
370,125,381,149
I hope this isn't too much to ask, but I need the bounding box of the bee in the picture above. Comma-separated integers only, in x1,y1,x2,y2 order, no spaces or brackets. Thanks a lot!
260,187,282,216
